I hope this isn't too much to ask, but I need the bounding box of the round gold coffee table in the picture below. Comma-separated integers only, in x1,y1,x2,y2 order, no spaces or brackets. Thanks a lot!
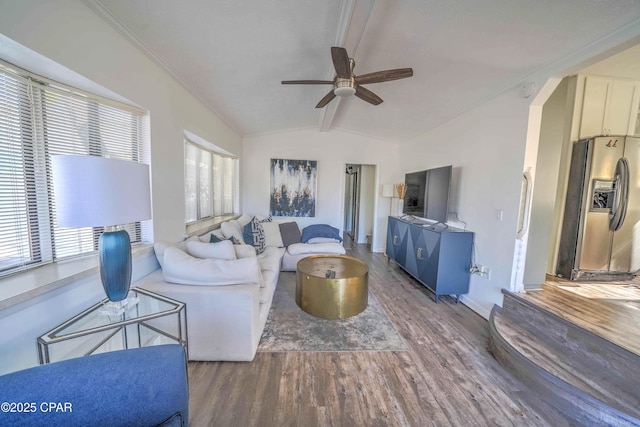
295,255,368,319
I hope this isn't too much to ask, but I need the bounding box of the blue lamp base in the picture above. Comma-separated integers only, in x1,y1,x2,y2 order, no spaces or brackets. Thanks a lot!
99,229,132,302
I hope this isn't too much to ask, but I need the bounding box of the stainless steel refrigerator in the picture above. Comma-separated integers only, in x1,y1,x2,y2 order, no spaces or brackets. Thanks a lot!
557,136,640,280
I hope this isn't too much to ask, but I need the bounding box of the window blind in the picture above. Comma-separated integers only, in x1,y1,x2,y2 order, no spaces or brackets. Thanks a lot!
184,140,236,223
0,62,148,276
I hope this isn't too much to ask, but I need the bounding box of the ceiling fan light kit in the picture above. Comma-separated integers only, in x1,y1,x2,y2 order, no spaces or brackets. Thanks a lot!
281,46,413,108
334,78,356,97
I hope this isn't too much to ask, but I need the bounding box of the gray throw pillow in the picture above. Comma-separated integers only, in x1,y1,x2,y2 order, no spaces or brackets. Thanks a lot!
279,222,301,246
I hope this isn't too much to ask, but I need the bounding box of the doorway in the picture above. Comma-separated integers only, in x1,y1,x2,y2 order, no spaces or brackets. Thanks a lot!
344,164,376,249
520,43,640,289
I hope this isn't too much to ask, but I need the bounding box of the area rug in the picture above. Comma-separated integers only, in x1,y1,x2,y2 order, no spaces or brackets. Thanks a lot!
258,272,407,352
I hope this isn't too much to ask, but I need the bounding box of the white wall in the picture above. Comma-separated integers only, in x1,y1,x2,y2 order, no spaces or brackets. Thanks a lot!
0,0,241,374
523,78,571,286
401,89,533,318
357,165,375,244
242,129,400,252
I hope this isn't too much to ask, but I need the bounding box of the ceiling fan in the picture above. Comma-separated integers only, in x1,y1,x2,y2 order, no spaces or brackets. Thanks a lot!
281,47,413,108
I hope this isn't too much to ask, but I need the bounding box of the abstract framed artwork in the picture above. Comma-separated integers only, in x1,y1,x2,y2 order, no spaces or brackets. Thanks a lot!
270,159,317,217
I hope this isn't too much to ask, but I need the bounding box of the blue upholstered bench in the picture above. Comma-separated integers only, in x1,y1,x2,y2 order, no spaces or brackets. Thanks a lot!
0,344,188,426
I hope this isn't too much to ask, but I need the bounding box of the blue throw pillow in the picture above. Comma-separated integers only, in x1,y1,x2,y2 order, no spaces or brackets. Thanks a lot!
301,224,342,243
243,220,254,246
210,234,238,244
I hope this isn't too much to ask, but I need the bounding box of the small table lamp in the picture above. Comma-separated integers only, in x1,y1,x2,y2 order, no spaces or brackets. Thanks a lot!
382,184,395,215
52,155,151,304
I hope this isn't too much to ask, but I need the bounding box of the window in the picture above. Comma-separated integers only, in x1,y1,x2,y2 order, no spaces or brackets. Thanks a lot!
0,60,148,276
184,140,236,223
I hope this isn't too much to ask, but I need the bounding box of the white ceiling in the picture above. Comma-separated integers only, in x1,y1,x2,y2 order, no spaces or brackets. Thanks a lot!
87,0,640,141
580,43,640,80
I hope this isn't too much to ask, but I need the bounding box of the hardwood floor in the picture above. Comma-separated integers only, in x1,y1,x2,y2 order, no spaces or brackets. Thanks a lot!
499,274,640,425
187,242,565,426
522,276,640,357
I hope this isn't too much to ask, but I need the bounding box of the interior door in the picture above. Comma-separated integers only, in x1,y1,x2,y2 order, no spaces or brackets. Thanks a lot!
344,165,359,239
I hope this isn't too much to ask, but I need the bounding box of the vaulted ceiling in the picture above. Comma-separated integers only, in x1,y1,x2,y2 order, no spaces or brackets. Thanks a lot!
86,0,640,141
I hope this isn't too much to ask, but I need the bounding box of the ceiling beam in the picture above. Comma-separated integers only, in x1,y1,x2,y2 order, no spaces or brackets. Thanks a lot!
318,0,377,132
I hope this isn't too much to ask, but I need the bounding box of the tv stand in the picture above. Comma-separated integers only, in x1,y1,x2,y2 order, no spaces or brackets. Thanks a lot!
386,216,473,302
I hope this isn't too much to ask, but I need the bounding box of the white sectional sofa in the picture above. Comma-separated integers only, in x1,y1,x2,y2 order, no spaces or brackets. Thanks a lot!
135,214,345,362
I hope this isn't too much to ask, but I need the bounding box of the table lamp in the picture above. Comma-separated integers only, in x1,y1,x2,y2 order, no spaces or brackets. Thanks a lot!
51,155,151,304
382,184,394,215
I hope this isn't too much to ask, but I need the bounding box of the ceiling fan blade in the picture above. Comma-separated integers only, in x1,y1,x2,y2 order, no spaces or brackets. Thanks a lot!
355,86,383,105
331,47,351,79
281,80,334,85
355,68,413,85
315,91,336,108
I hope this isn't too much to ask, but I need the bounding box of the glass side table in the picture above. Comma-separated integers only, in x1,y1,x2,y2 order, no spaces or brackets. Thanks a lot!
37,287,187,364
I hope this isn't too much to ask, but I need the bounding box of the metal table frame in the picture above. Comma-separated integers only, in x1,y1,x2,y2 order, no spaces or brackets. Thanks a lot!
37,287,187,364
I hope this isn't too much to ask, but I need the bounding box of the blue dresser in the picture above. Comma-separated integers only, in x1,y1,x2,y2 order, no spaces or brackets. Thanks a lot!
386,216,473,302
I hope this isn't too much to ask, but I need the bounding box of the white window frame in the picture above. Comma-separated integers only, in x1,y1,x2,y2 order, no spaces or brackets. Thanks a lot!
0,59,149,278
184,137,238,227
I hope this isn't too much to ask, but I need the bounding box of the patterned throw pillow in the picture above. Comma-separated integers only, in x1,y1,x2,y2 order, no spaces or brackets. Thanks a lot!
243,217,266,254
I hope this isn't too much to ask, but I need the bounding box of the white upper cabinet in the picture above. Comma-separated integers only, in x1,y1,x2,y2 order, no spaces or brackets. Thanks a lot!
579,76,640,138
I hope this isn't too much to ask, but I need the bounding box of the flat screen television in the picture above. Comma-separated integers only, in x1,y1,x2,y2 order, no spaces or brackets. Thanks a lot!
402,165,452,223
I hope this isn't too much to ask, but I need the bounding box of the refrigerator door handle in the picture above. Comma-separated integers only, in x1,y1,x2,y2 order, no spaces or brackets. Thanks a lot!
610,157,629,232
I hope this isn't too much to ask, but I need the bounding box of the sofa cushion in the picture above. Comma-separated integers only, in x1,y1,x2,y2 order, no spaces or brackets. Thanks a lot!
307,237,341,244
237,213,253,227
186,240,236,260
259,270,277,304
301,224,343,243
234,244,257,258
261,221,284,247
259,246,285,259
286,242,346,255
154,237,198,269
221,220,245,244
243,217,267,255
162,247,261,286
257,247,283,273
279,221,301,246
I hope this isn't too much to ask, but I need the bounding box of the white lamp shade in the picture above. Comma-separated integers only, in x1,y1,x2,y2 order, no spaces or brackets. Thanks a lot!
52,155,151,227
382,184,394,198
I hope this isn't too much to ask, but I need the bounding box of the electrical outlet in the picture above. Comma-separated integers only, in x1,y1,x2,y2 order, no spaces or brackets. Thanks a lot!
478,265,491,280
470,263,491,279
